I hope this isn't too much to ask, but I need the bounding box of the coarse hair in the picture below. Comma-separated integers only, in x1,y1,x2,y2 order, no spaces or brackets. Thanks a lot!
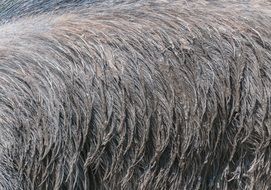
0,0,270,189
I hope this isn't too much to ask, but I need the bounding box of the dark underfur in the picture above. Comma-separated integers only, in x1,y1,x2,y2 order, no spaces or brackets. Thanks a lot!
0,0,271,189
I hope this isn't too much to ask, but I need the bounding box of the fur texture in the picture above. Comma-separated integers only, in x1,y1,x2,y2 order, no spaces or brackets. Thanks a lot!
0,0,271,189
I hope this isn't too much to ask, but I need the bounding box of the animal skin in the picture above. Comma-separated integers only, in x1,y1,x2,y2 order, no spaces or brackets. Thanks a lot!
0,0,271,189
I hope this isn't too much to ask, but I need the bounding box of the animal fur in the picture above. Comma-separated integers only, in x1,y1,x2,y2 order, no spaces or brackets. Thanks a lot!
0,0,271,189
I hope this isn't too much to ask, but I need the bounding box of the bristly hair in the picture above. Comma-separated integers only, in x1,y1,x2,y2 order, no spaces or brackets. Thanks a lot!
0,0,271,189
